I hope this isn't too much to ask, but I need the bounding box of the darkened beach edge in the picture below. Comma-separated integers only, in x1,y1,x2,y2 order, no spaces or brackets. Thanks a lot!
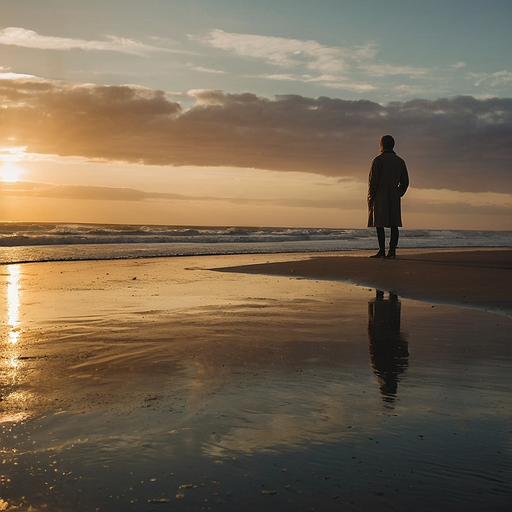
212,248,512,316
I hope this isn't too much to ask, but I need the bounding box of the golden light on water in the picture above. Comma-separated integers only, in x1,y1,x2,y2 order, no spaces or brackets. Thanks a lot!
6,355,20,370
6,264,21,344
1,264,30,423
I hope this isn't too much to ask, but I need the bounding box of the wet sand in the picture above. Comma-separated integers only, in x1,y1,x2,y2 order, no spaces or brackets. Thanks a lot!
1,250,512,511
214,248,512,316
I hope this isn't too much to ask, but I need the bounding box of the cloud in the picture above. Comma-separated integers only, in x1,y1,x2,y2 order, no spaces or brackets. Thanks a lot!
0,66,35,80
360,63,433,78
197,29,382,90
196,30,440,93
254,72,376,92
199,29,371,73
194,30,512,98
314,78,376,92
0,182,186,201
1,77,512,194
407,198,512,217
394,84,427,95
0,181,354,210
0,27,179,56
468,70,512,87
4,181,510,221
1,181,261,204
187,64,227,74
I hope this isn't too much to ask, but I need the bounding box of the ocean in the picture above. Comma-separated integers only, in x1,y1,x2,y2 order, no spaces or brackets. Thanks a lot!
0,222,511,265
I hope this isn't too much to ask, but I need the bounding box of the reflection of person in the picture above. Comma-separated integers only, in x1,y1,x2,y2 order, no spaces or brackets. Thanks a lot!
368,290,409,402
368,135,409,259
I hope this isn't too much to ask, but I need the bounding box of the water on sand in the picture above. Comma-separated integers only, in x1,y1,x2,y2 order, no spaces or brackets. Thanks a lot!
1,256,512,511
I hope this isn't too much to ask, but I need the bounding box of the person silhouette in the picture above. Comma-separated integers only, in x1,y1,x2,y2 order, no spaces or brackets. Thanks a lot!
367,290,409,403
367,135,409,258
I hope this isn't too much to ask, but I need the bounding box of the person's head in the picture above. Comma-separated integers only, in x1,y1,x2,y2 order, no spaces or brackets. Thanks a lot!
380,135,395,151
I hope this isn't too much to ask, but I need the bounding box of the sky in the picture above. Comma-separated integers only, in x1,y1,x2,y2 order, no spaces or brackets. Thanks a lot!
0,0,511,229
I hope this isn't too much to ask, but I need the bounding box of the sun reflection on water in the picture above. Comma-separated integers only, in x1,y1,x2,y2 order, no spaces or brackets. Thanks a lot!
2,264,30,423
6,264,21,344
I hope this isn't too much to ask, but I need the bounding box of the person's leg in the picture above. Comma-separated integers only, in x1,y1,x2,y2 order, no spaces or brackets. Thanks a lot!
390,227,399,248
370,227,386,258
377,227,385,249
387,227,399,258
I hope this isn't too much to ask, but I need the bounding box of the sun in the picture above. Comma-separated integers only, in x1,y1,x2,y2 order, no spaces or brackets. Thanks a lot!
0,161,24,182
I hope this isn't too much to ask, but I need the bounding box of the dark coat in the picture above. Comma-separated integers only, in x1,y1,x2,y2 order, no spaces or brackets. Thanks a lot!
367,150,409,227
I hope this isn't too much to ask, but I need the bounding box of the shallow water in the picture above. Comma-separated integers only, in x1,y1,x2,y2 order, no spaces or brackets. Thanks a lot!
1,256,512,511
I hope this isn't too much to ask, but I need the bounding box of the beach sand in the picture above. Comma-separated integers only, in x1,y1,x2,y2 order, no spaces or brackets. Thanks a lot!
1,249,512,511
214,248,512,316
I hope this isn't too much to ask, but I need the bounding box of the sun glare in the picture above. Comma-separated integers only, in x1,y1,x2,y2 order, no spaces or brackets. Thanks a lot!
0,161,24,182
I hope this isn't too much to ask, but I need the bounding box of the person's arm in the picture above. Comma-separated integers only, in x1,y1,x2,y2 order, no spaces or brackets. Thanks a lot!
398,162,409,197
368,157,380,204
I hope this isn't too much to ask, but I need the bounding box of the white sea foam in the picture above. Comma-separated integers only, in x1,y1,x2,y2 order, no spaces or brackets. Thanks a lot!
0,222,510,264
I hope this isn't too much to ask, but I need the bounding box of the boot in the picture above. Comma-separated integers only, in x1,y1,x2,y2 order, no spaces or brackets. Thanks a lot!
386,248,396,259
370,249,386,258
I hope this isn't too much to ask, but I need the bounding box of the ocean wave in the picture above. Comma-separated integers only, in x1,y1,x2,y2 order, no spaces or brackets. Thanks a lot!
0,223,511,265
0,223,370,247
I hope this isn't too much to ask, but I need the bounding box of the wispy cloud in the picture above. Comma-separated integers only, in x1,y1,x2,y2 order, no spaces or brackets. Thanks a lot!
0,65,34,80
0,27,181,56
199,29,373,73
197,29,382,90
1,77,512,194
195,30,512,98
197,29,435,91
4,181,510,220
468,70,512,87
360,63,433,78
252,72,376,92
393,84,429,95
187,64,227,74
0,181,190,202
0,180,355,210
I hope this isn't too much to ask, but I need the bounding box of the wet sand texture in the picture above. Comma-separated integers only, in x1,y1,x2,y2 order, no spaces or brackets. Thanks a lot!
1,250,512,511
214,249,512,315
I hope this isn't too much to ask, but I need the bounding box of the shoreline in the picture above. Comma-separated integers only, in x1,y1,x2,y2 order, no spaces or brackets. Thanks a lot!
3,247,511,314
211,248,512,316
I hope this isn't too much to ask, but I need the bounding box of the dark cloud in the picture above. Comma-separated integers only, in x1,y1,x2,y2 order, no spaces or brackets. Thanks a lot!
406,199,512,217
1,78,511,193
0,181,347,208
3,181,510,220
0,182,191,202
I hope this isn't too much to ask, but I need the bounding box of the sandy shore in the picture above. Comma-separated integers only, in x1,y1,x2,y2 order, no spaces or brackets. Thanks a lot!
1,249,512,511
213,248,512,316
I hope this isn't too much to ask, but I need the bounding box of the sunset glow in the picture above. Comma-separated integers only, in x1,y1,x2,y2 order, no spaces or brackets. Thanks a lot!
0,1,511,229
1,162,24,183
